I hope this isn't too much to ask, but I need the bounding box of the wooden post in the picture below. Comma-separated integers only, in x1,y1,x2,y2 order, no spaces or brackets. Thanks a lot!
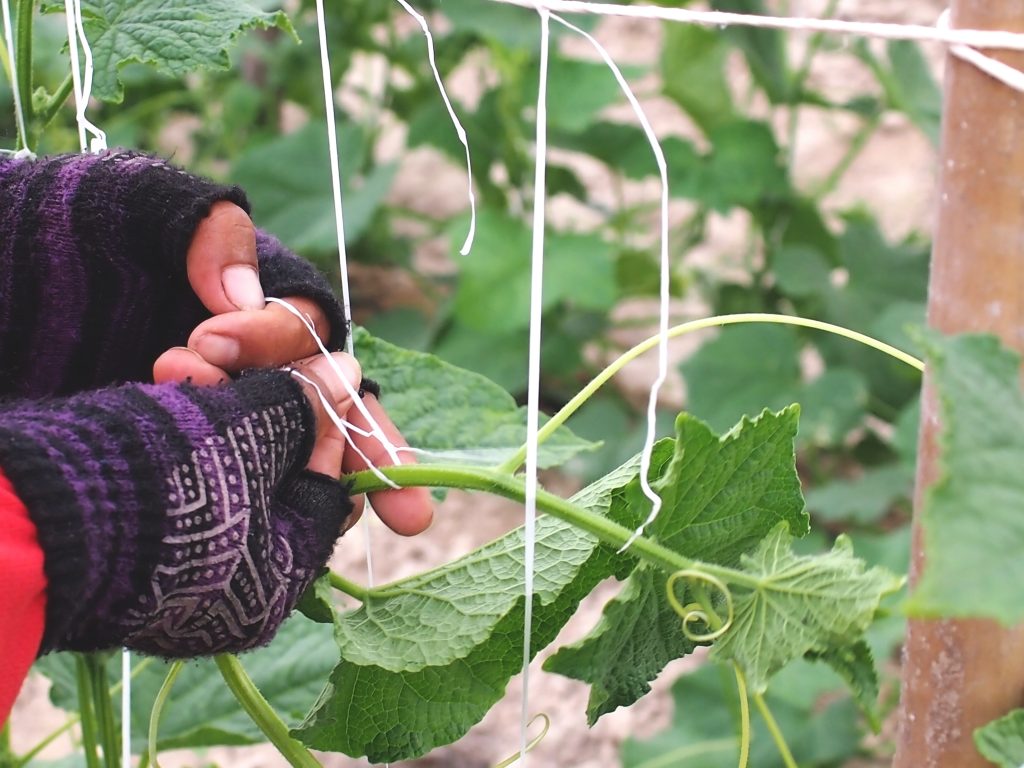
894,2,1024,766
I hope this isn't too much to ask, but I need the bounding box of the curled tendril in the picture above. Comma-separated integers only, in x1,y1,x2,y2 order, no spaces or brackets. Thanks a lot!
492,713,551,768
666,569,735,642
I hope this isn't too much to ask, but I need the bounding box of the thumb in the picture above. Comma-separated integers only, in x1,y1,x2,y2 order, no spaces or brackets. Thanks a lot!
186,201,266,313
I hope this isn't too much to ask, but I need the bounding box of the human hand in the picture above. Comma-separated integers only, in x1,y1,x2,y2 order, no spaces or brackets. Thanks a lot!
270,352,434,538
153,201,342,386
0,152,346,397
0,352,429,656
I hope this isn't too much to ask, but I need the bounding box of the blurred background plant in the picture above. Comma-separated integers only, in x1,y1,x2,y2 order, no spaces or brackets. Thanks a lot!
1,0,942,763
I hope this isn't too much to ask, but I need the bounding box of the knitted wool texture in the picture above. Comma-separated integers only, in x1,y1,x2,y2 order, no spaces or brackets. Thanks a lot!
0,151,348,396
0,371,350,656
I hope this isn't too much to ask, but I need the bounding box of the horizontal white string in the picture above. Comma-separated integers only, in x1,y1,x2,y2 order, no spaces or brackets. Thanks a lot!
487,0,1024,52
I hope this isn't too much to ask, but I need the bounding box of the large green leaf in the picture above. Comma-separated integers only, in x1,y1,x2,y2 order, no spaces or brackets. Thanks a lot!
906,333,1024,624
291,445,670,761
545,407,807,722
232,123,395,254
975,709,1024,768
353,327,597,468
710,525,903,693
81,0,296,102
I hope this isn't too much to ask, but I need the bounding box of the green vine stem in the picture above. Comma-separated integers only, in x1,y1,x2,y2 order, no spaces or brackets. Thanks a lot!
84,655,119,768
214,655,321,768
0,34,10,87
496,313,924,474
16,658,153,768
148,662,184,768
13,0,32,148
74,655,102,768
327,571,370,601
733,665,751,768
35,71,74,129
344,463,760,591
753,692,799,768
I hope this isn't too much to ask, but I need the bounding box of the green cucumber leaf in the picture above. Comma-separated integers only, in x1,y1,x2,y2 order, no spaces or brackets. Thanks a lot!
291,444,672,761
710,525,903,693
545,407,807,722
808,639,882,730
975,709,1024,768
81,0,296,102
906,333,1024,624
353,326,598,468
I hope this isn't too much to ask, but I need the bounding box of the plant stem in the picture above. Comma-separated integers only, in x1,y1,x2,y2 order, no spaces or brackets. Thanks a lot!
328,571,370,601
753,692,799,768
74,655,103,768
85,655,119,768
812,114,881,199
14,0,32,147
16,656,154,768
0,34,10,86
345,464,759,589
214,655,322,768
497,313,925,474
35,71,74,129
785,0,839,171
733,665,751,768
148,662,184,768
14,716,78,768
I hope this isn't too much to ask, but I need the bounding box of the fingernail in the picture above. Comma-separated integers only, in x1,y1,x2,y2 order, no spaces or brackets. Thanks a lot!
222,265,265,311
194,334,240,367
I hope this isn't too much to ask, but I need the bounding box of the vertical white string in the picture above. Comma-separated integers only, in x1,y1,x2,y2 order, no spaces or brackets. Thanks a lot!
63,0,105,152
394,0,477,255
519,9,550,765
313,0,382,591
0,0,29,153
547,15,670,550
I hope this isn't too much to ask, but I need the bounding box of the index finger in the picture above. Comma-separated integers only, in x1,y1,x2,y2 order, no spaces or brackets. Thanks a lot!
343,395,433,536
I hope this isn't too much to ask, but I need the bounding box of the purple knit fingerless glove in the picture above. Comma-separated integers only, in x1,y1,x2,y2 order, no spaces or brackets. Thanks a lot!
0,152,347,397
0,371,350,656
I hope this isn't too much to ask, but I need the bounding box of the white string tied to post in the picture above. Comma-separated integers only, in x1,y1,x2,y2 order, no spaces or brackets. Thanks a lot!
486,0,1024,53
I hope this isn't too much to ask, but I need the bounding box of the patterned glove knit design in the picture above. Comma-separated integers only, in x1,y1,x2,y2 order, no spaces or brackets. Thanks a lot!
0,371,351,656
0,152,347,397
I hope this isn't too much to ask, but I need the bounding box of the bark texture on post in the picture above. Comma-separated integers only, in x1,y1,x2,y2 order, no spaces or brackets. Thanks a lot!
894,2,1024,766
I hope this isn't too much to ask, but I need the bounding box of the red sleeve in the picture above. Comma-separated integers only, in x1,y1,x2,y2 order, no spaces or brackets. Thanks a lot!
0,470,46,727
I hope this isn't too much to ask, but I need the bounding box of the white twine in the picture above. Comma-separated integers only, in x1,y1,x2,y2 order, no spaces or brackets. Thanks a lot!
395,0,477,255
267,297,405,474
0,0,31,156
518,8,551,765
487,0,1024,53
313,2,387,589
63,0,106,152
545,13,671,550
938,10,1024,92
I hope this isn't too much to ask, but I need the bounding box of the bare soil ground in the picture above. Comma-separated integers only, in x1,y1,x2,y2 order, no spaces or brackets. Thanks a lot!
10,0,947,765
